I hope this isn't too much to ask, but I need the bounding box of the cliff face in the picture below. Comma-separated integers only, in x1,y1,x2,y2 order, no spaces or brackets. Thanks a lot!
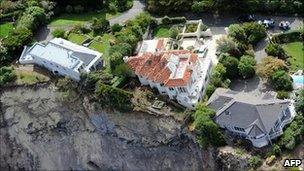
0,84,215,170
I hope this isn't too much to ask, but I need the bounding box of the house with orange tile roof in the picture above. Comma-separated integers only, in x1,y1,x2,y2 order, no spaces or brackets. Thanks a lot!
124,49,212,108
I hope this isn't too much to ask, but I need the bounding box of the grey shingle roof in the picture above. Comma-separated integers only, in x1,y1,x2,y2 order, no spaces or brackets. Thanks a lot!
248,124,264,137
71,51,97,66
207,88,289,135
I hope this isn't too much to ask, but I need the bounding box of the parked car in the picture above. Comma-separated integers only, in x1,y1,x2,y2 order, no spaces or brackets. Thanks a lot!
238,14,256,23
258,19,275,29
279,21,291,30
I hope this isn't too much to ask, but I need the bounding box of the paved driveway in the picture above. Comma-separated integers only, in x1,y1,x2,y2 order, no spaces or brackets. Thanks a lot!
109,0,145,25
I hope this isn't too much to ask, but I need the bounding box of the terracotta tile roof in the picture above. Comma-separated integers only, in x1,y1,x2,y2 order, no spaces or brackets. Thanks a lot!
126,50,199,87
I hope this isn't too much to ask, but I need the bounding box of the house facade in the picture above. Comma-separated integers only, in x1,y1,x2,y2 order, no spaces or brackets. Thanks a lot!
19,38,103,81
125,49,212,108
207,88,296,148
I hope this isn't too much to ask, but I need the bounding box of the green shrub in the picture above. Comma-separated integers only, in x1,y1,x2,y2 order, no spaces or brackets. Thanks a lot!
90,17,110,35
278,115,304,150
0,66,17,86
271,144,282,156
205,84,216,99
242,22,266,45
270,70,293,91
3,27,33,52
265,43,288,60
276,91,290,99
238,55,256,79
272,30,303,44
52,28,66,38
161,16,186,25
219,55,239,79
111,23,123,33
295,89,304,114
192,104,226,148
248,155,262,169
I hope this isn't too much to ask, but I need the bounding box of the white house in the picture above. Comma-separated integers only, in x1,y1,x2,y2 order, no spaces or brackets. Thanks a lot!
125,49,212,108
19,38,103,81
207,88,296,148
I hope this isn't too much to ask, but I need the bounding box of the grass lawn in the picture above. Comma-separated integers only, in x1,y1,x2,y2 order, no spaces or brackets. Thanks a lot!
49,11,120,27
89,34,111,54
282,41,304,71
15,70,48,85
68,33,88,45
153,25,171,38
0,22,14,38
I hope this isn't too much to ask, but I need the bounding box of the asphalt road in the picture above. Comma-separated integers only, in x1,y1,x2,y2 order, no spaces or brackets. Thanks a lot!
109,0,145,25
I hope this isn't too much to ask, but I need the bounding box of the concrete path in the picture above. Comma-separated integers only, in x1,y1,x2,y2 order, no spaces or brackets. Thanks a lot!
109,0,145,25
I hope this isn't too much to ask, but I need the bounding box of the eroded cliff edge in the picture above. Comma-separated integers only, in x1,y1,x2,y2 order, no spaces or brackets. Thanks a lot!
0,84,218,170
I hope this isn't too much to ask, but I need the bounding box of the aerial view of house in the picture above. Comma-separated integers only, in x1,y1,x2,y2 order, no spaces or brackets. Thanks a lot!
19,38,103,81
126,49,212,108
207,88,296,147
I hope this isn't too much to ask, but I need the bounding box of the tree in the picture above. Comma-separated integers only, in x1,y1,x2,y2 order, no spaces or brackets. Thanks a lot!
52,28,66,38
109,43,133,56
0,66,17,86
192,104,226,148
238,55,256,79
17,6,46,30
242,22,266,45
228,24,247,43
111,23,123,33
210,63,230,88
295,89,304,115
270,70,293,91
3,28,33,52
219,55,239,79
113,63,132,77
90,17,110,35
256,57,287,79
265,43,288,60
191,0,214,12
278,115,304,150
216,37,241,57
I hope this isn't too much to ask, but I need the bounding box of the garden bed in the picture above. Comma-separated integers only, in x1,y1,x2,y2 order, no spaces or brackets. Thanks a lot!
67,33,88,45
153,25,171,38
185,23,198,33
283,42,304,71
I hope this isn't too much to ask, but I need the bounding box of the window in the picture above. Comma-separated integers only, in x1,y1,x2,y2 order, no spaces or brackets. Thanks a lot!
234,127,245,132
178,87,187,93
169,87,174,91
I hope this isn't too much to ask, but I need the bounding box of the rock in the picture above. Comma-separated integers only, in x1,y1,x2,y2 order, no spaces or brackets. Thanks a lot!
0,85,208,170
217,146,250,170
48,112,63,126
266,155,276,165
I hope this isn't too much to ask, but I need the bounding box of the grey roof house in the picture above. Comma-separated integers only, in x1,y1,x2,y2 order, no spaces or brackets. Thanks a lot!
207,88,296,148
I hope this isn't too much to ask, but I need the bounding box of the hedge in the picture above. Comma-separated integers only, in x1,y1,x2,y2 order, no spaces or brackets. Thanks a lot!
161,16,187,25
272,30,303,44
